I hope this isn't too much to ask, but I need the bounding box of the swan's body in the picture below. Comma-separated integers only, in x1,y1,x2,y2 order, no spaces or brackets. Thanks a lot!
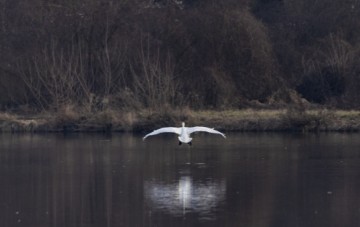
143,122,226,145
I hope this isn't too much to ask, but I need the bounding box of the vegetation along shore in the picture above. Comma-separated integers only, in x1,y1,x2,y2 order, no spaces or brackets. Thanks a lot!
1,108,360,133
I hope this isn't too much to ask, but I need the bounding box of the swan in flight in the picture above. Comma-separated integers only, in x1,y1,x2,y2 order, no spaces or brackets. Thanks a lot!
143,122,226,145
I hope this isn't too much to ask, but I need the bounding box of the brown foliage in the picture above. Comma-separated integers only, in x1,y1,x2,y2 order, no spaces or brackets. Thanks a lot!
2,0,360,111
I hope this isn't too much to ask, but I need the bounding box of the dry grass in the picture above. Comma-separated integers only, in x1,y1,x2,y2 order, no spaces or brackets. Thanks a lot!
1,108,360,132
124,108,360,132
0,112,16,121
333,110,360,118
191,109,285,120
0,112,45,132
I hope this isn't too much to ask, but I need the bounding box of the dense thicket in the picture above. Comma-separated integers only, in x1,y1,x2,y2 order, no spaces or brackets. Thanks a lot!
1,0,360,111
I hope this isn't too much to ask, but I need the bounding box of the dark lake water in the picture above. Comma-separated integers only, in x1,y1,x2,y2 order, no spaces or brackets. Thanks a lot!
1,132,360,227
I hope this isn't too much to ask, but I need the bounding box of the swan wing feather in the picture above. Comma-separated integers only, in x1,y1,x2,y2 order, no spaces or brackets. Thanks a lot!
143,127,181,140
186,127,226,138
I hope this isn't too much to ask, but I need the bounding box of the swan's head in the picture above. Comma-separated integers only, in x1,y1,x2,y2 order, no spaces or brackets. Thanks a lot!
182,122,185,127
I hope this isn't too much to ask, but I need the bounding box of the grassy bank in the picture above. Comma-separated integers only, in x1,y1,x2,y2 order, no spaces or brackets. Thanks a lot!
1,108,360,133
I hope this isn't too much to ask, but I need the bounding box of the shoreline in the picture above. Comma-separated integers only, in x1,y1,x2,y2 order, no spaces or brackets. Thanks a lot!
1,109,360,133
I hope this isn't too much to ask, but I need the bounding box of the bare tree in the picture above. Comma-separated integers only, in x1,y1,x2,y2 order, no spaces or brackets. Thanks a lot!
130,39,179,110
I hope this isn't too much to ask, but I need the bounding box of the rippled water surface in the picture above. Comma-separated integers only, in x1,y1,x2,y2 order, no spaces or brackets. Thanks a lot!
1,132,360,227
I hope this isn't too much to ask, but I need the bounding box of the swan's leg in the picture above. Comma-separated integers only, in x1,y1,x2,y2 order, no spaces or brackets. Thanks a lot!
188,141,192,146
178,141,182,146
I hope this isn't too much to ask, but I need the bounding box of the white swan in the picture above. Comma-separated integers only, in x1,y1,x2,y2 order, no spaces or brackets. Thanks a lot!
143,122,226,145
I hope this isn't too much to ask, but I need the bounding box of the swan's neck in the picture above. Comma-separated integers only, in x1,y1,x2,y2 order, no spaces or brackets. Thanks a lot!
182,122,185,127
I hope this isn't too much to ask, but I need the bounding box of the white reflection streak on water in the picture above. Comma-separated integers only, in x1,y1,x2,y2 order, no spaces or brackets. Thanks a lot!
145,176,226,218
179,176,192,214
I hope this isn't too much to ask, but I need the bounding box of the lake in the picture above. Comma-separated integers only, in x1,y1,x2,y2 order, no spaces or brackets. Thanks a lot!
0,132,360,227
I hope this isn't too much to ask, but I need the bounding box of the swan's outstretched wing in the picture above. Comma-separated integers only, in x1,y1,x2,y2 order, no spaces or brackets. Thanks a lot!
143,127,181,140
186,127,226,138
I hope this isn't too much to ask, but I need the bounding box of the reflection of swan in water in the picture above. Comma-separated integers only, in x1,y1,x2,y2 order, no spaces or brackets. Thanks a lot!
144,176,226,218
143,122,226,145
